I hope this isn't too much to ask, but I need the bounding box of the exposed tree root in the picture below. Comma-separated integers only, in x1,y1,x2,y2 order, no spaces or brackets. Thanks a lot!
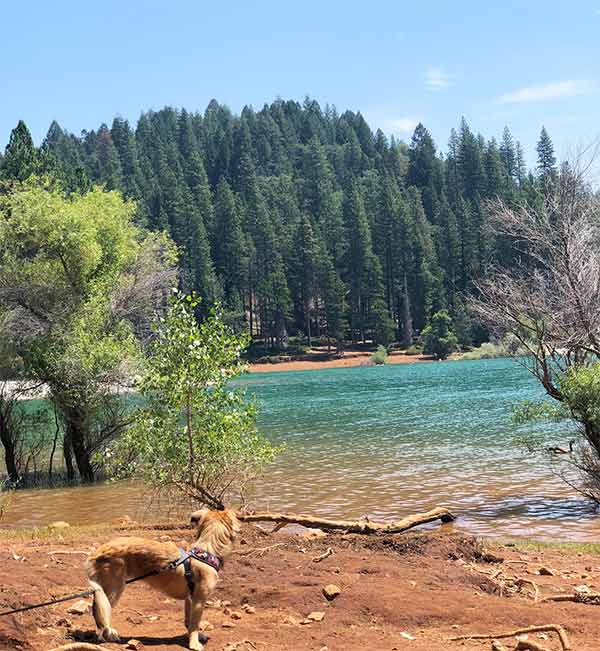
450,625,571,651
541,592,600,605
237,507,455,534
312,547,334,563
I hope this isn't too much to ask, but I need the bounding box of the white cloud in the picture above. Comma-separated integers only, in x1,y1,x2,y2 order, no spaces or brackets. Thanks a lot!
384,118,419,134
497,79,596,104
424,68,451,91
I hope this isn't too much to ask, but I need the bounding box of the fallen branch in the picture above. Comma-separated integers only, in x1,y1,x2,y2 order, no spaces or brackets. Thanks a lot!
237,507,455,534
312,547,333,563
541,593,600,605
450,625,571,651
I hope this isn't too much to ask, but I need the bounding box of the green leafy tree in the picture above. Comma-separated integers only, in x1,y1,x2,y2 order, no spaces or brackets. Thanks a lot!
108,292,278,507
422,310,458,360
0,180,178,482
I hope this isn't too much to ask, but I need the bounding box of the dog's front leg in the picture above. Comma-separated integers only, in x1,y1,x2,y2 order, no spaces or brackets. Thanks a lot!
188,591,209,651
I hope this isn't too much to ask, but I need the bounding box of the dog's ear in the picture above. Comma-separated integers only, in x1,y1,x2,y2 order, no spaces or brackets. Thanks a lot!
190,508,209,529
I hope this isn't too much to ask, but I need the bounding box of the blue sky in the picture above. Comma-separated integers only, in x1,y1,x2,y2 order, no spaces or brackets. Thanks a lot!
2,0,599,167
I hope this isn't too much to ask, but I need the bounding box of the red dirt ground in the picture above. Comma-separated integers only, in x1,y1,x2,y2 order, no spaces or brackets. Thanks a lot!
1,523,599,651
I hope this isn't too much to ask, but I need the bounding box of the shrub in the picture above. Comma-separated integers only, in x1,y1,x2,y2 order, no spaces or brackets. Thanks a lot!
371,345,388,365
106,291,279,508
422,311,458,360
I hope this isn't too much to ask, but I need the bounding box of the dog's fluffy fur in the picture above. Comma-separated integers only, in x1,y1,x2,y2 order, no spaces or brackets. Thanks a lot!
86,508,240,651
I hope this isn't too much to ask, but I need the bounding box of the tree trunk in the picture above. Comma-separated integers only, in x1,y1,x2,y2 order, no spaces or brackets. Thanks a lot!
70,422,94,483
0,400,19,483
61,402,94,483
0,423,19,484
63,432,75,481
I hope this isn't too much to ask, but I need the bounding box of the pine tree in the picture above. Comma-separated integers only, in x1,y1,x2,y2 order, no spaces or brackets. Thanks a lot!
213,179,245,306
0,120,39,181
536,126,556,181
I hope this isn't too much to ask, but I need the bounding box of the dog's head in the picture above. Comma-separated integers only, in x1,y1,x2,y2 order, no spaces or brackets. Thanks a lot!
190,507,241,555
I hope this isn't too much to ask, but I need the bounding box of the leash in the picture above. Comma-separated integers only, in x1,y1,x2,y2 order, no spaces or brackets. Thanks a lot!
0,553,188,618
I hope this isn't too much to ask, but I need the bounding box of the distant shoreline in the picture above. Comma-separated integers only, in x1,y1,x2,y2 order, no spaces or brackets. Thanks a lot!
248,350,462,373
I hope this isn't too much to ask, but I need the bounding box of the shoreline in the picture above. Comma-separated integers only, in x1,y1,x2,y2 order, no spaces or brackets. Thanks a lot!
248,350,463,373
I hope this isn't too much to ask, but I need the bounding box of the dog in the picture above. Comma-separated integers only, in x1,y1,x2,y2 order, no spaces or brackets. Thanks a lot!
86,508,240,651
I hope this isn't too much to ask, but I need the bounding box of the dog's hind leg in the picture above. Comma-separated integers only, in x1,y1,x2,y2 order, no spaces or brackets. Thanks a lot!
188,589,210,651
87,560,125,643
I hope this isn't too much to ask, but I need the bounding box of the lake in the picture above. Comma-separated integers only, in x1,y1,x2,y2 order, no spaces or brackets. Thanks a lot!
3,358,599,541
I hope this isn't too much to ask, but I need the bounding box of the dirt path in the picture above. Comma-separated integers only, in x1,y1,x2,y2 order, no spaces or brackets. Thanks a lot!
1,524,598,651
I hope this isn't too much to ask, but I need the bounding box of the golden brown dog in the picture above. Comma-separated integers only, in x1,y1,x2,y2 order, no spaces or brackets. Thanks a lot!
86,508,240,650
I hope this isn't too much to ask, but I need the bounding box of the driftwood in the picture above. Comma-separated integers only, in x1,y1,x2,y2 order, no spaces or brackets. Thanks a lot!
237,507,455,534
450,625,571,651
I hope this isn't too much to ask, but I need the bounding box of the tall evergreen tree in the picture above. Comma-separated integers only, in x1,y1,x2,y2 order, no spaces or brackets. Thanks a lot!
0,120,39,181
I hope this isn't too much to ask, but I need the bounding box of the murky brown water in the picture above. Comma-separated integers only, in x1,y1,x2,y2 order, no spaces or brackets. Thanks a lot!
3,360,600,541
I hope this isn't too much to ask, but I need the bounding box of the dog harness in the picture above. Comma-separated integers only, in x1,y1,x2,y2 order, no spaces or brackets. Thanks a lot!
178,547,223,595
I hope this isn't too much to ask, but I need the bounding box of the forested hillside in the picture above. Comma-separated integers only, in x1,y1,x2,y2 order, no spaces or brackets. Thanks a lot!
0,99,558,350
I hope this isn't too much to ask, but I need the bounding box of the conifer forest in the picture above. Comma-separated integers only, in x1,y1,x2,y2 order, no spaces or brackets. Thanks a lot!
0,100,559,351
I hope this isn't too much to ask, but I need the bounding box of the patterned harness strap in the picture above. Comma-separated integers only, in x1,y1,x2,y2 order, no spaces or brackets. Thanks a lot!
179,547,223,595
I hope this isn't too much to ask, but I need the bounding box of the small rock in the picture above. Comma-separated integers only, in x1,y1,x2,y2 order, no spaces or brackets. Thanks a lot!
159,535,172,542
302,529,327,540
48,521,70,530
283,615,299,625
222,621,236,628
230,610,243,620
451,624,459,629
241,605,256,614
400,631,415,640
126,640,143,650
306,611,325,622
323,584,341,601
575,584,591,594
538,567,555,576
111,515,133,526
66,600,90,615
199,620,214,632
221,600,232,607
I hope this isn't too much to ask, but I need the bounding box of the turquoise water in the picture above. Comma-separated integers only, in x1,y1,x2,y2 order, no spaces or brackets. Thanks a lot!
3,358,598,539
243,358,599,541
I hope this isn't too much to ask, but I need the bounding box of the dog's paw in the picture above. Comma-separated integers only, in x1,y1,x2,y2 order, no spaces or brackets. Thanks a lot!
188,634,205,651
100,627,121,643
